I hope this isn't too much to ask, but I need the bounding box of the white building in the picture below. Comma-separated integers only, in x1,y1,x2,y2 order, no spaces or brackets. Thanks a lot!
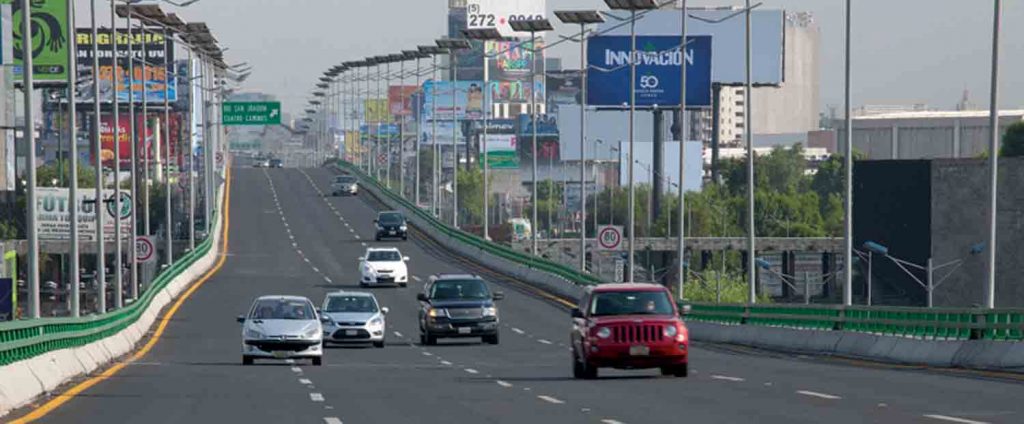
838,110,1024,160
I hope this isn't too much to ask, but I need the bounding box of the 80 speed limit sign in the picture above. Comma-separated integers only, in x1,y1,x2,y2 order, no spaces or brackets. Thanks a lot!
136,236,156,263
596,225,624,251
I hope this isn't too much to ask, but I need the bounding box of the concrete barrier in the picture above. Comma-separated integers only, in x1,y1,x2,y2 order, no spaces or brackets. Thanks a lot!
0,181,226,418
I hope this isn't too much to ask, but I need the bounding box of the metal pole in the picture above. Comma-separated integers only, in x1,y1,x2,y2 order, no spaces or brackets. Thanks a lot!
866,251,873,306
376,63,382,182
842,0,854,307
628,12,637,282
126,3,138,301
201,59,210,240
531,29,539,256
20,0,40,318
66,0,80,316
432,55,439,217
90,0,106,314
187,49,195,251
926,257,934,308
745,0,757,303
579,23,588,272
415,57,422,207
483,54,490,239
677,0,689,299
399,59,406,197
385,61,392,190
984,0,1001,309
110,0,123,309
804,271,811,305
142,28,150,237
451,51,459,228
163,27,172,267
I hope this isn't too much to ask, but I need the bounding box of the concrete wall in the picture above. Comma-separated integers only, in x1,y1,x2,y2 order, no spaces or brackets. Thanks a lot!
839,113,1024,160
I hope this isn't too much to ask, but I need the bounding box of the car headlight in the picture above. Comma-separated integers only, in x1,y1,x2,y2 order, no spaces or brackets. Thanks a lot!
400,225,408,231
595,327,611,339
377,224,385,230
482,306,497,317
245,328,264,339
369,317,384,326
664,324,678,338
428,308,447,318
304,327,320,339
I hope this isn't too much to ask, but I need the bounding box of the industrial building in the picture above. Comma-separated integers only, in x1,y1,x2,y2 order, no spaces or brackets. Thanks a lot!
838,110,1024,160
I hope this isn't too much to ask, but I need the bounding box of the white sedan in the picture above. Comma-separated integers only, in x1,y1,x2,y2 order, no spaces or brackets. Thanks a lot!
359,248,410,287
320,291,389,348
239,295,323,366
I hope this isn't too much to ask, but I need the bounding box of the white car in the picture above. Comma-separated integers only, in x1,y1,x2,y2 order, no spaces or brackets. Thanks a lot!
238,295,323,366
320,291,389,348
359,248,410,287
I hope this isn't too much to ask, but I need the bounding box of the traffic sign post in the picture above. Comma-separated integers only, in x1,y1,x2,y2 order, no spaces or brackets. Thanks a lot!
135,236,155,264
222,102,282,126
597,225,624,251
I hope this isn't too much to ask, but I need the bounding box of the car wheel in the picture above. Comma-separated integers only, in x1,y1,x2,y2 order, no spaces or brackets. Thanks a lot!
402,235,408,241
375,236,381,241
399,282,407,288
373,340,385,348
423,332,437,346
242,356,254,366
674,363,688,378
483,333,499,345
312,357,323,366
572,352,597,380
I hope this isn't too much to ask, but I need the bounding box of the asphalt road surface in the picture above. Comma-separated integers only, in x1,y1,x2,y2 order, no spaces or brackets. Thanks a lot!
25,167,1024,424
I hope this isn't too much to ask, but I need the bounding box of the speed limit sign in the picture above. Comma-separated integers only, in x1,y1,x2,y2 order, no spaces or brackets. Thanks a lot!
597,225,623,251
136,236,156,263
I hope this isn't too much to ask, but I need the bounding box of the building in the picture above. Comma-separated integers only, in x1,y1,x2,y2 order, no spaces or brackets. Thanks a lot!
838,110,1024,160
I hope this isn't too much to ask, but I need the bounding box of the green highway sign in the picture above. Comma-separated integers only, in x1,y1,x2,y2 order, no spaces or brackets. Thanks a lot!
223,102,282,126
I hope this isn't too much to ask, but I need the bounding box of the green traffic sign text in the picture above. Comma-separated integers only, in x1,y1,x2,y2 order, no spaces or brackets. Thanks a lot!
222,102,282,126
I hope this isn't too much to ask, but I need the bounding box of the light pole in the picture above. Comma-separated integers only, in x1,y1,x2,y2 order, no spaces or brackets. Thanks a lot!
110,0,123,309
419,46,446,218
89,0,106,313
463,28,504,240
66,0,81,316
985,0,1002,309
842,0,854,307
508,18,554,257
744,0,756,303
19,0,40,318
676,0,689,299
405,51,430,208
604,0,657,282
862,241,985,308
436,38,471,229
556,10,605,272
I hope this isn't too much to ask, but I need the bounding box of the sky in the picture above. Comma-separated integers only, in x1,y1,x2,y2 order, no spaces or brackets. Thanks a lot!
121,0,1024,117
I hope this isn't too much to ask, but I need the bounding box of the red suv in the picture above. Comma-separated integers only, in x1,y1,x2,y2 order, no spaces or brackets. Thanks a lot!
570,284,689,379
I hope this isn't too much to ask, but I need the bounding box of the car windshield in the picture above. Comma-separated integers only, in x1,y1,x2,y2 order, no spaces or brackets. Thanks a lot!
378,213,403,225
367,251,401,262
429,280,491,300
324,295,378,313
589,291,674,316
337,176,356,183
250,299,315,320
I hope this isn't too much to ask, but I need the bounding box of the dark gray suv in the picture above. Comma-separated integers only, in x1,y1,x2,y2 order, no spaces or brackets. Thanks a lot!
417,275,503,345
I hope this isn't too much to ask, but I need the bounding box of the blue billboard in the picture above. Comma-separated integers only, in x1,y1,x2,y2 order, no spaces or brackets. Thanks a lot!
587,35,711,108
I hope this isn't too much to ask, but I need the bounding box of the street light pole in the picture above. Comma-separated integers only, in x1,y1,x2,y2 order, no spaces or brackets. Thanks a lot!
90,0,106,313
462,28,504,241
677,0,689,299
843,0,854,307
20,0,41,318
110,0,123,310
125,3,138,301
744,0,756,303
66,0,80,316
985,0,1002,309
163,26,173,268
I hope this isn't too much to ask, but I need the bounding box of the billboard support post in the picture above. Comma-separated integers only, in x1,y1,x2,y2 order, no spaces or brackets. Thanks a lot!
414,56,423,207
482,54,489,239
399,58,406,198
90,0,106,314
628,9,637,283
677,0,689,301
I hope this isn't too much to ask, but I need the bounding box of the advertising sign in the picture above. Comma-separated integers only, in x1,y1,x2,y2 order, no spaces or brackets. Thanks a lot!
363,99,391,123
466,0,546,37
587,35,712,108
422,80,485,121
12,0,69,83
480,134,518,169
419,121,465,145
388,86,418,117
100,113,154,167
359,123,399,139
75,29,177,103
36,187,133,242
487,80,543,104
547,70,581,106
485,40,543,82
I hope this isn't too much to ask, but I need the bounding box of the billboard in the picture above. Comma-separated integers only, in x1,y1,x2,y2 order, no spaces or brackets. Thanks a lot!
36,187,133,242
422,80,485,121
466,0,545,37
596,10,784,85
419,121,465,145
12,0,69,83
363,99,390,123
547,70,581,106
76,29,177,103
587,35,712,108
480,134,518,169
485,40,543,80
99,113,153,168
388,85,418,117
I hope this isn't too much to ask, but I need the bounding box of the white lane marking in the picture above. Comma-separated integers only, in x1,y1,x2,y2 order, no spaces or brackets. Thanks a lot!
285,359,295,364
922,415,991,424
512,328,525,335
537,339,553,345
291,367,302,373
412,275,422,282
422,351,433,357
292,242,298,247
299,378,312,385
312,267,320,273
440,360,453,366
393,331,403,338
348,228,355,233
361,243,367,247
284,222,289,227
601,420,626,424
310,393,325,402
711,375,746,382
304,258,311,263
289,235,295,240
324,418,343,424
324,277,332,283
496,380,513,388
537,395,564,405
296,250,303,255
464,368,479,374
796,390,842,400
354,235,361,240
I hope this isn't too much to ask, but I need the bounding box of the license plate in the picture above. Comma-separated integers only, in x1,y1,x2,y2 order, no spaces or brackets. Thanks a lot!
272,351,290,359
345,330,358,336
458,327,472,334
389,231,396,235
629,345,650,356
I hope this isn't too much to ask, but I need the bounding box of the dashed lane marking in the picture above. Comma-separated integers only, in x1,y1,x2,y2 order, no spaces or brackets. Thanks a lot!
324,418,343,424
922,415,991,424
464,368,479,374
496,380,513,388
538,339,553,345
537,395,564,405
711,375,746,382
796,390,841,400
299,378,312,385
512,328,525,335
310,393,325,402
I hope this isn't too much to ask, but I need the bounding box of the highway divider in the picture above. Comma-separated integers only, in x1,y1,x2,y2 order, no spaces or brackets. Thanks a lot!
0,174,228,418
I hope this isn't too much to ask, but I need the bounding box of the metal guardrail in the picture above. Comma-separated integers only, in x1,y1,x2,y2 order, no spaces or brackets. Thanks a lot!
686,303,1024,341
0,208,218,367
337,161,604,287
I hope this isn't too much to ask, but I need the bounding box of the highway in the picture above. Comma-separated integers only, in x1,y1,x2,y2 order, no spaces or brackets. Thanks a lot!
23,167,1024,424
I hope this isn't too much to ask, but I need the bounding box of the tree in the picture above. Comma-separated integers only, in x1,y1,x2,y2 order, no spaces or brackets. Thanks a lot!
1001,121,1024,157
34,159,97,189
456,166,484,227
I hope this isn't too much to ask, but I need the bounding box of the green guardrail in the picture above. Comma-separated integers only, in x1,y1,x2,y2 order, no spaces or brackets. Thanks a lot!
685,303,1024,342
338,160,604,287
0,210,219,367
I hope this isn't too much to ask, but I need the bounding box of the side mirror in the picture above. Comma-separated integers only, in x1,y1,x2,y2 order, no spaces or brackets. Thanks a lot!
315,308,322,315
416,293,428,302
381,307,390,315
492,292,505,301
680,304,692,316
373,219,379,223
236,315,246,323
571,308,584,319
403,256,410,262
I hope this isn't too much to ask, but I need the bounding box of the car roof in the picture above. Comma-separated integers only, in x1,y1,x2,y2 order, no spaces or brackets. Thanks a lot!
430,273,482,282
377,210,402,215
365,247,400,253
254,295,313,302
587,283,669,293
325,291,375,299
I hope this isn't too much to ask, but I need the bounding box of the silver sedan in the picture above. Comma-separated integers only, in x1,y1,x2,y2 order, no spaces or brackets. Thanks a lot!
238,295,323,365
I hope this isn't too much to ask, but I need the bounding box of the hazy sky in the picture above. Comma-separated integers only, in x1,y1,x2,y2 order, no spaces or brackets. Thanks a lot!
129,0,1023,116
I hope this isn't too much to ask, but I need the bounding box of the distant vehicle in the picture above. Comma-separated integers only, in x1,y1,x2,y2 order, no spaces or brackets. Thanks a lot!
508,218,532,242
269,159,283,168
253,158,270,168
417,274,503,345
374,211,407,241
359,247,410,287
332,175,358,196
320,291,388,348
570,284,688,379
238,295,323,366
